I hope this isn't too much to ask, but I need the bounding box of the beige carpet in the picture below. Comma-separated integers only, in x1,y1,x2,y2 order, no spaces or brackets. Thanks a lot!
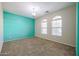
0,37,75,56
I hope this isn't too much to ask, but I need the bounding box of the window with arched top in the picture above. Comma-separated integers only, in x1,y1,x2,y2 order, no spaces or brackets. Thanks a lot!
52,16,62,36
41,19,47,34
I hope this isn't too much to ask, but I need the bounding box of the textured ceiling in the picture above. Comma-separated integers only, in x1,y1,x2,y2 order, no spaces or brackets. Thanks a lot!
2,2,75,19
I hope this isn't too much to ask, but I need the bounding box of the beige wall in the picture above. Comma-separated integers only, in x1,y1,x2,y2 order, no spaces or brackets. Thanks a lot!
0,3,3,53
35,4,76,47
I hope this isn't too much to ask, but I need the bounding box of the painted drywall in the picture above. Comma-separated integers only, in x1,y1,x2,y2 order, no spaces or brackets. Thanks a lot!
4,11,35,42
0,3,3,53
76,2,79,56
35,4,76,47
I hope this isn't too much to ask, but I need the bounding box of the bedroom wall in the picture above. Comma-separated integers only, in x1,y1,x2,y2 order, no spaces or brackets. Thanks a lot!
4,11,35,42
35,4,76,47
0,3,3,53
76,2,79,56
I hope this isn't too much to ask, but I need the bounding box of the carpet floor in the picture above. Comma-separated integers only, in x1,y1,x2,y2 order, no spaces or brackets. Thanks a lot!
0,37,75,56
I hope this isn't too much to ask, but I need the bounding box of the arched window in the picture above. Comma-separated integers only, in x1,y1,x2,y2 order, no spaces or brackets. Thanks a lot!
52,16,62,36
41,19,47,34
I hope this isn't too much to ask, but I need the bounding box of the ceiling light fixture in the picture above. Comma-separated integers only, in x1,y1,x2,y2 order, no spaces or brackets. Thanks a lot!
32,12,36,16
32,8,36,16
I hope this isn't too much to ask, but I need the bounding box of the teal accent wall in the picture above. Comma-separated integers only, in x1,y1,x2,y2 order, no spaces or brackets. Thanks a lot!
4,11,35,42
77,3,79,56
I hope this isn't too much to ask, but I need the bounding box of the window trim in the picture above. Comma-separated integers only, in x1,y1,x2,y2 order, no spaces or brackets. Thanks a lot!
52,16,62,36
41,19,48,34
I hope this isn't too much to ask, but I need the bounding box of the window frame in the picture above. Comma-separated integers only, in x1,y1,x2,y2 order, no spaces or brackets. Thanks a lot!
41,19,48,34
52,16,62,36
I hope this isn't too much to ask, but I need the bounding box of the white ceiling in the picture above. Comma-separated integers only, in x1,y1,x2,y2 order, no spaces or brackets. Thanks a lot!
2,2,75,19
